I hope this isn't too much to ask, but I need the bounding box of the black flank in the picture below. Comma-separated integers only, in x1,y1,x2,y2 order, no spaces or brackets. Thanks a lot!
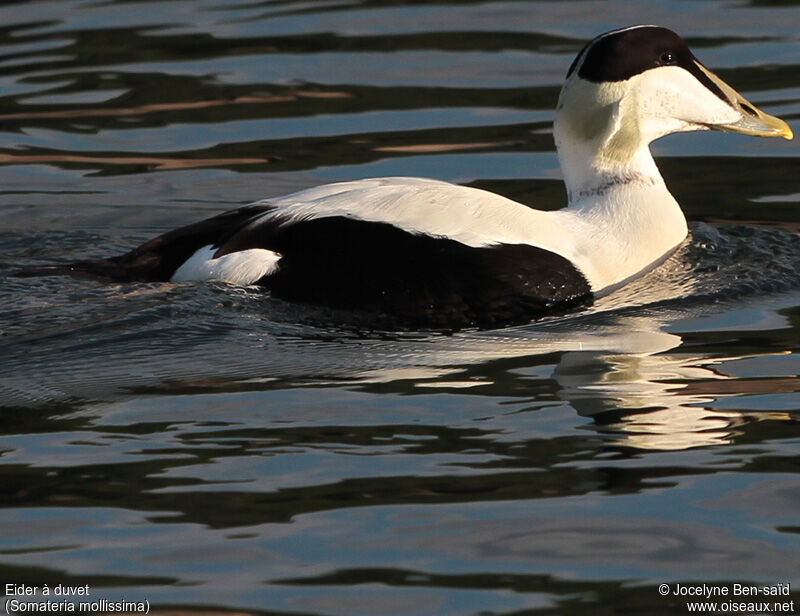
222,215,592,328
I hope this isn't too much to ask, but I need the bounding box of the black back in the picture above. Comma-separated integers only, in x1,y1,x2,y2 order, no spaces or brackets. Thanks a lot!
568,25,727,103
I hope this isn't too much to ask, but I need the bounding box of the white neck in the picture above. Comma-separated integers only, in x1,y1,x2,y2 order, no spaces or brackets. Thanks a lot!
546,79,689,294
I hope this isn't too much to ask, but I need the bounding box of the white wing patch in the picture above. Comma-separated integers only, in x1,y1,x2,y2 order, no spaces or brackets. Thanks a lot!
171,245,281,286
253,177,570,250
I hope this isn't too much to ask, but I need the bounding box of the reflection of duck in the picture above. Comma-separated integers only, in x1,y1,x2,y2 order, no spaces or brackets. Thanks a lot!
28,26,792,327
364,315,793,451
554,350,732,450
555,349,797,451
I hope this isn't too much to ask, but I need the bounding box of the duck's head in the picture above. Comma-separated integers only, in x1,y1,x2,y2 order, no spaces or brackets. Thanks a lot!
554,26,792,188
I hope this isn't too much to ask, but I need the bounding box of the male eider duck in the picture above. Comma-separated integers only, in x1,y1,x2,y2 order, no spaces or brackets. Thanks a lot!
27,26,793,328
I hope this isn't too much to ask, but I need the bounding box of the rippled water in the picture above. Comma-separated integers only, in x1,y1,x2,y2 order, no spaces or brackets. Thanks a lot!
2,1,800,614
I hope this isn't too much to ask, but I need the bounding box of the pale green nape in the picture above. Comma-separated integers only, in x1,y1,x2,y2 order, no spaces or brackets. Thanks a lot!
602,92,644,168
557,79,642,169
576,101,616,142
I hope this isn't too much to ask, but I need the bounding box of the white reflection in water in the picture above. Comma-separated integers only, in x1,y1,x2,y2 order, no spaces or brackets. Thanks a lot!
555,349,792,450
432,332,790,450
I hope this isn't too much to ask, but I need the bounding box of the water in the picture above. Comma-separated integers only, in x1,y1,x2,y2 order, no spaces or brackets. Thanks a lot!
1,1,800,614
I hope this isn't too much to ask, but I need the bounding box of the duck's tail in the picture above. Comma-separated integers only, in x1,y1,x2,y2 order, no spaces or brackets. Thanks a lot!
12,203,274,283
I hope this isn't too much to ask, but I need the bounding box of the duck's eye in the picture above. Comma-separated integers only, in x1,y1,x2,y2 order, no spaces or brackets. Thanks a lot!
659,51,675,65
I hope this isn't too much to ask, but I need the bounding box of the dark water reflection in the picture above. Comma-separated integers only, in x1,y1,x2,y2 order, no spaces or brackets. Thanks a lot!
2,1,800,614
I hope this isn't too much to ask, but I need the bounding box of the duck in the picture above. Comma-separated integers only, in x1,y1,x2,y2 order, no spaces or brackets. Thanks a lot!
25,25,793,328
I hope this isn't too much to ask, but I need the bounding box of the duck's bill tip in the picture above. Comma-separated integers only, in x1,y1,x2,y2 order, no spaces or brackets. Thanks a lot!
713,110,793,140
695,64,794,140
